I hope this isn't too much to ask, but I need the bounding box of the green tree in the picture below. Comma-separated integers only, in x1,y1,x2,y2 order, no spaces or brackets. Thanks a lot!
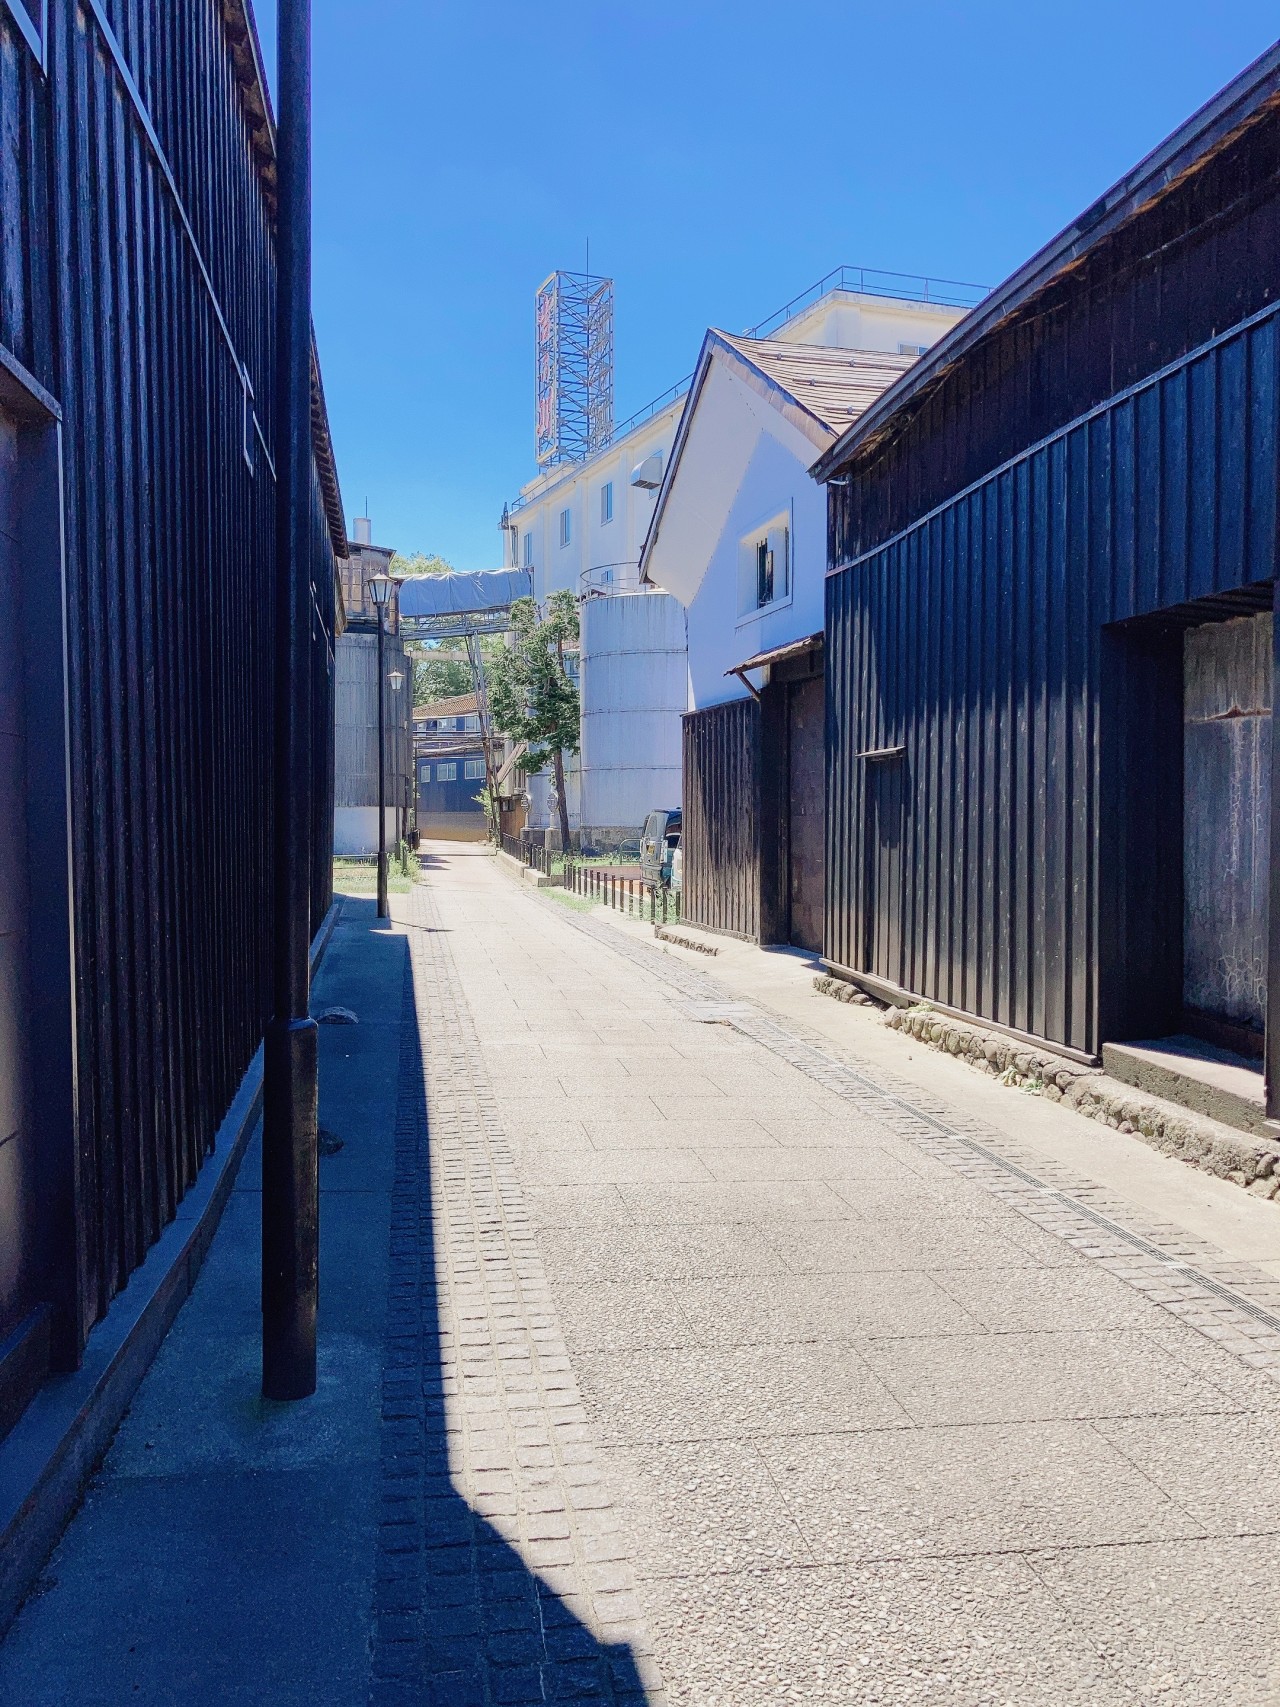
488,592,580,851
390,551,454,577
413,650,472,706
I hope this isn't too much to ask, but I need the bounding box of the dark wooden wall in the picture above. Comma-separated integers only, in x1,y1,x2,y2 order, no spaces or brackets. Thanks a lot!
826,305,1280,1057
0,0,339,1357
683,699,760,941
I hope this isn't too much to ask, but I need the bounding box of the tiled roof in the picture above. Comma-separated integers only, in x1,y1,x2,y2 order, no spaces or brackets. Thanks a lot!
715,333,917,432
414,693,478,721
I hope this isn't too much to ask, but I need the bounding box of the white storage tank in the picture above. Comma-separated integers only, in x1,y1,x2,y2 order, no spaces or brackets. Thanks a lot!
579,590,687,844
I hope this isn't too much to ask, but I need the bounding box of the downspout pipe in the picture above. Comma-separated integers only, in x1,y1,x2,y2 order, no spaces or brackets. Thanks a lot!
263,0,319,1400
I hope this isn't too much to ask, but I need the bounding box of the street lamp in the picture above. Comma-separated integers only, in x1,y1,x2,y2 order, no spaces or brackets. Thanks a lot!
368,571,396,919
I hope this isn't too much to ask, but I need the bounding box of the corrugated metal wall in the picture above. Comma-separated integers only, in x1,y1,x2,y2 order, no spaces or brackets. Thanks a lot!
827,306,1280,1057
682,699,760,940
334,630,412,810
0,1,339,1349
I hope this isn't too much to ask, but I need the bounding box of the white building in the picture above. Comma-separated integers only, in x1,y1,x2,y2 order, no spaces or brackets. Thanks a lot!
638,279,975,946
504,270,980,850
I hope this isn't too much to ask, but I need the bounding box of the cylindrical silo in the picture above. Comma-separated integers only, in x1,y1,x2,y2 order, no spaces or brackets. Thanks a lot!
579,591,687,846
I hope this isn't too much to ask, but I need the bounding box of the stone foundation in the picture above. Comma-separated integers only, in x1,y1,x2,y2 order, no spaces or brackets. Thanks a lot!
815,981,1280,1198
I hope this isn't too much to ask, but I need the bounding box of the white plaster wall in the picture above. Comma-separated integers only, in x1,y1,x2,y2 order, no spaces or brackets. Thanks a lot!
505,400,683,602
335,806,402,858
685,427,827,710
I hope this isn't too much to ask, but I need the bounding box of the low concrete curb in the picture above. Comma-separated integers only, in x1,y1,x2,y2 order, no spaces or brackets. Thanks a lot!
493,848,560,889
814,979,1280,1199
654,925,718,956
0,899,342,1636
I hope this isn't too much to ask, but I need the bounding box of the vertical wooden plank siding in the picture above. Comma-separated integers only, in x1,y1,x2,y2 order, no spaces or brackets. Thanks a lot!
682,700,760,940
826,310,1280,1058
0,1,340,1350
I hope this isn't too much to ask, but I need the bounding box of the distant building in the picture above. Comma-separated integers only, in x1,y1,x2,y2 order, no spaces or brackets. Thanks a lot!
334,522,413,856
640,278,976,944
415,694,488,841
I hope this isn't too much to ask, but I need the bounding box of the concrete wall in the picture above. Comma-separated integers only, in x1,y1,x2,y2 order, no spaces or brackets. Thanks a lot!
334,807,402,859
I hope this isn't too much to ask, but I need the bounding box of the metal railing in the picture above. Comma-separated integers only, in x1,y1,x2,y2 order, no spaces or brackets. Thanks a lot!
503,264,991,522
580,562,644,596
498,834,684,922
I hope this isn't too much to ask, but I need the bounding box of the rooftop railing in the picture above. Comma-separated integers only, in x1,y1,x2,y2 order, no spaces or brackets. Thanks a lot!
505,263,990,517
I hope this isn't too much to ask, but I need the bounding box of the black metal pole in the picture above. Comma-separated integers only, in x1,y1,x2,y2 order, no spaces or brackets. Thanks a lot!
376,606,388,919
263,0,319,1402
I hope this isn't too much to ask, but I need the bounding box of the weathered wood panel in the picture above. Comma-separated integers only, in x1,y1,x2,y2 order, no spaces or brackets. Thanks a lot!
682,700,760,941
1183,612,1271,1031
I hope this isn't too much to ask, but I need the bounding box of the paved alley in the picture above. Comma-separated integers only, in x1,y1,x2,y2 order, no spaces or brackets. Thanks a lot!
5,844,1280,1704
412,845,1280,1706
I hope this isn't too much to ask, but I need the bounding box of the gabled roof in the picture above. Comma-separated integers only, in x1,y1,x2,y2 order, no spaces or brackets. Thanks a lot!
640,328,915,588
714,334,916,433
812,38,1280,482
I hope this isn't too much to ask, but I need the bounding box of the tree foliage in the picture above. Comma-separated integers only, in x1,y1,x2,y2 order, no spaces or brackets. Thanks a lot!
390,551,454,577
488,592,580,773
413,652,472,706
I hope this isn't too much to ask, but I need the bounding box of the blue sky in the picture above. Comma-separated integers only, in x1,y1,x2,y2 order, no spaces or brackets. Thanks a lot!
253,3,1280,569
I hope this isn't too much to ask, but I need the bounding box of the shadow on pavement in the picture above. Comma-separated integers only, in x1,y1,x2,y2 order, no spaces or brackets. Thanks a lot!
369,949,650,1705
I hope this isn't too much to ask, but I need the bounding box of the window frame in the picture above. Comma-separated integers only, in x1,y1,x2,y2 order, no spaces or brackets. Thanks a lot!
436,761,458,783
600,481,614,525
736,504,793,624
559,507,571,548
522,530,533,567
464,758,485,781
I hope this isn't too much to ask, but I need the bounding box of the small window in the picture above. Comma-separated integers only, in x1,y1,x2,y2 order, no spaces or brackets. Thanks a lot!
559,507,571,548
3,0,47,66
600,482,613,525
437,761,457,783
419,764,431,783
898,342,928,357
522,530,533,567
463,714,480,732
738,514,790,615
464,759,485,780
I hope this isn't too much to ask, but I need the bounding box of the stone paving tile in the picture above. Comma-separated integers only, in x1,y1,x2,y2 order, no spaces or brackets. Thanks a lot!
764,1212,1050,1275
511,1146,716,1187
1093,1411,1280,1534
601,1440,812,1578
577,1114,779,1151
572,1344,910,1444
761,1421,1203,1562
521,1184,630,1229
859,1329,1242,1426
614,1180,857,1225
933,1263,1174,1334
1028,1535,1280,1706
674,1269,982,1347
640,1557,1137,1705
692,1144,908,1182
555,1283,699,1354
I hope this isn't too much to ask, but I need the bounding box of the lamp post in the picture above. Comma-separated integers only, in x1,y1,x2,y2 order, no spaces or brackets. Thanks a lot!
367,572,396,918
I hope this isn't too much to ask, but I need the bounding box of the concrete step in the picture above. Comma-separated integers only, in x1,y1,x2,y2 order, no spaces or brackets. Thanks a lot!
1102,1034,1269,1138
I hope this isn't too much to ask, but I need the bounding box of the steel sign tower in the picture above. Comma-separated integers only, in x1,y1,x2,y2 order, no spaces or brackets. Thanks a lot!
535,270,614,467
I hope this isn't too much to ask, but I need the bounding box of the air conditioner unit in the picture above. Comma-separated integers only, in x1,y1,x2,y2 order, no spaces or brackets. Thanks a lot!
631,450,664,489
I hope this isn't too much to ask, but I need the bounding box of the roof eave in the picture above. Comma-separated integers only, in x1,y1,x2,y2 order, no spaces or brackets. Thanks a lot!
812,37,1280,482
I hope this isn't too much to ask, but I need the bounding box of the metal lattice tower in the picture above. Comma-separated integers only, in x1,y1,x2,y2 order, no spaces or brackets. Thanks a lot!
535,270,614,467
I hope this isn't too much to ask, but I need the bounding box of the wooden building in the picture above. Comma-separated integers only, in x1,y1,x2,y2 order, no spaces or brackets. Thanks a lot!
0,1,345,1428
815,45,1280,1088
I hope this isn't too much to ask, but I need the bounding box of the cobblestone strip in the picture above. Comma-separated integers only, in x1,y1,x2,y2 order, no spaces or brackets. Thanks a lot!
370,887,663,1707
537,894,1280,1379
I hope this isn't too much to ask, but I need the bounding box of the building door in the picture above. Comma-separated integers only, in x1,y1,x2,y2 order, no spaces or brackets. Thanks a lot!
862,754,905,986
1183,612,1271,1051
787,676,825,951
0,408,39,1358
